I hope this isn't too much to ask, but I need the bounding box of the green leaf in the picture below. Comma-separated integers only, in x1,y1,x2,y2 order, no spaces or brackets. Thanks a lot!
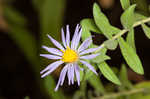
135,13,148,21
121,4,136,29
98,62,121,85
120,0,130,10
88,73,106,94
118,37,144,75
126,28,136,51
92,48,111,63
8,26,39,68
80,70,84,81
80,18,101,40
4,6,27,26
44,76,65,99
141,23,150,39
93,3,121,39
40,0,66,46
104,40,118,50
119,64,133,89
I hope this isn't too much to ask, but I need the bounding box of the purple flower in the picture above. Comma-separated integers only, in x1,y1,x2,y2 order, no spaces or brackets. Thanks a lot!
40,24,102,91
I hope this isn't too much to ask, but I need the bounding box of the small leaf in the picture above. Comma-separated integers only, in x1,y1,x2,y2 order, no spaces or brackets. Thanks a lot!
104,40,118,50
135,13,148,21
119,64,133,89
80,18,101,40
126,28,136,51
118,37,144,75
93,3,121,39
120,0,130,10
88,73,106,94
98,62,121,85
121,4,136,29
141,24,150,39
80,70,84,81
92,47,111,63
44,76,65,99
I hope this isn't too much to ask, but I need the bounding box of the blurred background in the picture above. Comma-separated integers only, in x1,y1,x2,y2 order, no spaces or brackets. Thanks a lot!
0,0,150,99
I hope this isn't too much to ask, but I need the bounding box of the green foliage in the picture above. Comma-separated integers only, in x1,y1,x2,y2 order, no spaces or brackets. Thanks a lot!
39,0,66,46
98,62,121,85
118,37,144,75
120,0,130,10
93,3,120,39
44,76,65,99
88,73,106,94
141,24,150,39
121,4,136,29
92,48,111,63
80,18,100,40
119,64,133,90
126,28,136,51
4,7,39,71
104,40,118,50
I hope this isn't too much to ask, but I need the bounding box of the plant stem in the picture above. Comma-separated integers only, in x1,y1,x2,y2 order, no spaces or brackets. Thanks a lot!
98,17,150,50
94,88,146,99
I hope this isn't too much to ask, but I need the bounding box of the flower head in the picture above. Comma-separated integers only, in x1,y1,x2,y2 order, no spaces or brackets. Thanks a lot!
40,24,102,91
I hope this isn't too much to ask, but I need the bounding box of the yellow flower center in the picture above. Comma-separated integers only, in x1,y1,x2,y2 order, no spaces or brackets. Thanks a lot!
61,47,78,63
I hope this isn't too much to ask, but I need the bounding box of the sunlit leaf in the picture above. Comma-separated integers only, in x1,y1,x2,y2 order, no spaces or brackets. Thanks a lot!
88,73,106,94
135,13,148,21
119,64,133,89
126,28,136,51
93,3,121,39
44,76,65,99
92,48,111,63
120,0,130,10
121,4,136,29
141,23,150,39
118,37,144,75
104,40,118,50
80,18,100,40
98,62,121,85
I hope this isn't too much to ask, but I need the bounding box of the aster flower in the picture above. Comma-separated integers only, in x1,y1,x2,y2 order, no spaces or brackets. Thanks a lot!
40,24,102,91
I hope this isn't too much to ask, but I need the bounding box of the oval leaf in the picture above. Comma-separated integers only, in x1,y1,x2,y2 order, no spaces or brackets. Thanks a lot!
93,3,121,39
121,4,136,29
118,37,144,75
141,23,150,39
98,62,121,85
104,40,118,50
80,18,101,40
126,28,136,51
120,0,130,10
88,73,106,94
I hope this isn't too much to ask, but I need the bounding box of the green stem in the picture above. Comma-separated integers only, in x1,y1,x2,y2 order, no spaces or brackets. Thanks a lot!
96,17,150,52
94,88,146,99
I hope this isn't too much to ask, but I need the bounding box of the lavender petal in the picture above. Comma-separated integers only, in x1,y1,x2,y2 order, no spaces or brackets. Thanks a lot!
67,64,71,85
74,28,82,50
40,54,62,60
75,64,80,86
42,46,62,56
79,45,102,55
61,28,67,48
47,34,65,51
80,60,98,75
40,60,63,76
80,53,100,59
71,24,80,49
66,25,70,47
78,37,92,52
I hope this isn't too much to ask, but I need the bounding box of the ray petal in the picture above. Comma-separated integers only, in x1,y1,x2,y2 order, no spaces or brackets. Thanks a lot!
47,35,65,51
80,60,97,75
